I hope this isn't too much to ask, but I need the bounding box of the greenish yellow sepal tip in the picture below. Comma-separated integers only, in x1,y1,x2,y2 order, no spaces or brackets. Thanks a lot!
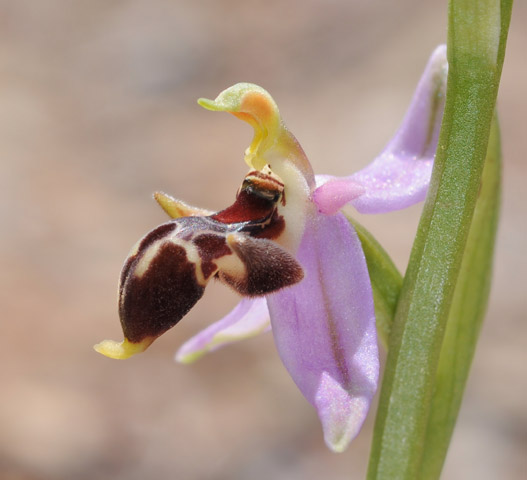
197,98,222,111
93,338,153,360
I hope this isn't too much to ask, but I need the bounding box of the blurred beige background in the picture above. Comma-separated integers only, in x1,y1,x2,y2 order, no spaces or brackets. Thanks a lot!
1,1,525,479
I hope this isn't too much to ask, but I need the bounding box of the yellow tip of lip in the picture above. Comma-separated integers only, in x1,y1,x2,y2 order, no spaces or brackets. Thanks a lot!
93,338,153,360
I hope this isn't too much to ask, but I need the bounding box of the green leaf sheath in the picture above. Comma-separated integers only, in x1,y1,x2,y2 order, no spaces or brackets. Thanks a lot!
420,116,501,478
367,1,512,479
347,217,402,350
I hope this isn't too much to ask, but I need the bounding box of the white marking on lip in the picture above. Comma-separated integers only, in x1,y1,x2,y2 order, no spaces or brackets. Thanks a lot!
133,241,162,278
170,237,207,286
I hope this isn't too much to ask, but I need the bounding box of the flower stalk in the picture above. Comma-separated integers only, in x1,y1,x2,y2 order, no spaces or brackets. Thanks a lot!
420,113,502,479
367,1,512,479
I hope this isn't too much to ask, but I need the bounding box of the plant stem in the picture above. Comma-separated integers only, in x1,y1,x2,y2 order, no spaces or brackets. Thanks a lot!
367,1,512,479
419,113,501,479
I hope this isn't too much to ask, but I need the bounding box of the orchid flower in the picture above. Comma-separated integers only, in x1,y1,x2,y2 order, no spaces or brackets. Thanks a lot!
94,46,448,453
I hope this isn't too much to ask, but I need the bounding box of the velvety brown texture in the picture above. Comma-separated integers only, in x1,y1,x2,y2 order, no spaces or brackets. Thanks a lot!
221,235,304,296
118,221,177,300
193,233,231,279
120,242,205,342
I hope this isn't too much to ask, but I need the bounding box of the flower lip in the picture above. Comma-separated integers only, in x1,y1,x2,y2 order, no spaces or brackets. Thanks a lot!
94,167,303,359
94,337,154,360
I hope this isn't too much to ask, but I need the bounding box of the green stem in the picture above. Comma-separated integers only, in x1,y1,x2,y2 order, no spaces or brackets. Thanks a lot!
367,1,512,479
419,113,502,479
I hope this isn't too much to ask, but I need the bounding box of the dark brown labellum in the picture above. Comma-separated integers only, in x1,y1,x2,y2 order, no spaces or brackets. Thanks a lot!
120,240,205,343
116,170,303,348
